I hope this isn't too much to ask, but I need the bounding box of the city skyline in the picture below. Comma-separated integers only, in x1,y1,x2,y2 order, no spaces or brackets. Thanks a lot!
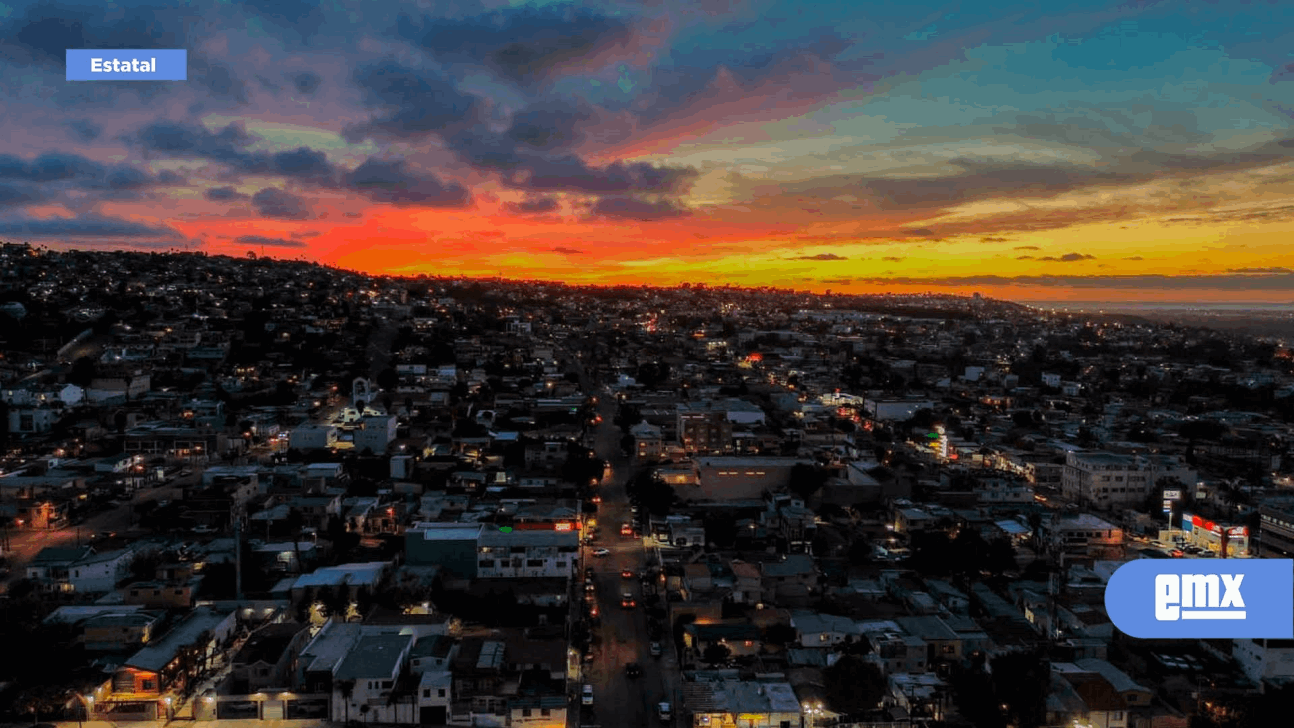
2,1,1294,301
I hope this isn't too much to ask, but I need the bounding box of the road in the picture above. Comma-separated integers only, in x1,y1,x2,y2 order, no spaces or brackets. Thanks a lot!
580,398,679,728
0,478,190,593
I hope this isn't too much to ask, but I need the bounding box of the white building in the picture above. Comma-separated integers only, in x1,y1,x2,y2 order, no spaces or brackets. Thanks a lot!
68,548,137,593
475,529,579,580
1233,639,1294,685
354,415,397,455
290,424,339,450
1061,451,1196,510
864,398,937,422
330,633,416,724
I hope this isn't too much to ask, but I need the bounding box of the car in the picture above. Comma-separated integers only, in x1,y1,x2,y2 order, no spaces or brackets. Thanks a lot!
621,592,636,608
650,641,662,657
621,569,635,579
591,495,602,503
582,650,594,663
657,702,672,721
625,662,643,678
592,548,611,557
585,567,595,579
581,685,594,706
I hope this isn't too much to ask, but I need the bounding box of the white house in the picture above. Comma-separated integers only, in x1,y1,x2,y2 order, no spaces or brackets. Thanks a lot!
416,671,453,725
790,610,864,648
69,547,138,593
1234,638,1294,685
354,415,397,454
290,424,339,450
331,633,416,724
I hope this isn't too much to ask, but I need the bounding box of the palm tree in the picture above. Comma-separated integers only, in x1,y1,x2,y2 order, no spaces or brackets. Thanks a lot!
337,679,355,724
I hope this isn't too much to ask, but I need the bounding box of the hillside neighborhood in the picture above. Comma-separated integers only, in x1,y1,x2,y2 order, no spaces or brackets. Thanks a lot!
2,244,1294,728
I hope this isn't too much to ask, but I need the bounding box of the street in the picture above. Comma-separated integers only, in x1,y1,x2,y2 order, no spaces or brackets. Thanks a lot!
1,478,189,594
580,398,680,728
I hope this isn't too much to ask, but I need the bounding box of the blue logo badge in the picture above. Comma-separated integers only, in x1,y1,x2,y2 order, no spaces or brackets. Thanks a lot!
1105,559,1294,638
66,50,187,81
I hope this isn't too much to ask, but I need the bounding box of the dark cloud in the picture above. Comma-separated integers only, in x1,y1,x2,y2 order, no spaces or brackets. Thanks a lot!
552,246,585,255
340,158,471,208
792,253,847,261
0,212,180,239
506,196,560,214
343,60,479,142
1014,245,1040,250
233,234,307,248
241,0,328,42
0,184,42,206
588,197,688,221
980,236,1009,242
0,152,177,200
189,57,248,104
290,230,321,239
270,146,334,181
1037,252,1095,262
292,71,321,95
0,3,192,69
66,119,102,141
846,273,1294,291
1227,267,1293,274
881,256,904,262
404,6,633,88
204,186,249,202
130,120,259,165
1124,256,1144,260
252,187,311,219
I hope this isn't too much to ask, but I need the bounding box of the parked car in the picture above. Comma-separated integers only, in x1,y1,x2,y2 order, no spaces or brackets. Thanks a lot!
592,548,611,557
650,641,662,657
657,703,672,721
625,662,643,678
621,569,635,579
582,685,594,705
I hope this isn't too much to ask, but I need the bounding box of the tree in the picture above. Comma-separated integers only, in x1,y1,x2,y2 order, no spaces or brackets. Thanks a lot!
69,355,97,387
823,655,887,716
991,650,1050,728
701,643,731,665
338,678,356,723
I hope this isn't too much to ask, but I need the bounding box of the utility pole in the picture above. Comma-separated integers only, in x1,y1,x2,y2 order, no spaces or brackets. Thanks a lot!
234,505,243,600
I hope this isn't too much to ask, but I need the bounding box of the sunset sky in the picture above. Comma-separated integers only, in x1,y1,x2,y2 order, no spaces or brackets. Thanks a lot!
2,1,1294,301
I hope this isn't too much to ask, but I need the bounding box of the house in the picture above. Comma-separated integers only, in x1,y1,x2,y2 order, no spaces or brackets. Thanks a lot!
101,607,237,719
682,677,800,728
82,610,166,653
729,561,762,604
25,546,94,591
121,578,202,609
228,623,312,694
790,611,863,649
683,622,764,660
760,554,817,603
1047,669,1129,728
67,548,137,593
330,633,416,724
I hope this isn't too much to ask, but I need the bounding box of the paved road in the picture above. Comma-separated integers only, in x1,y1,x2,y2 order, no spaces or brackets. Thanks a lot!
581,399,679,728
1,479,190,593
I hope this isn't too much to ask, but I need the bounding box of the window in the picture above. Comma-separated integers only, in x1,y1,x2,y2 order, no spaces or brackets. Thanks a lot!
423,689,430,698
382,680,393,689
1114,712,1123,720
541,708,551,717
438,689,446,698
479,560,494,568
522,709,532,717
526,559,543,567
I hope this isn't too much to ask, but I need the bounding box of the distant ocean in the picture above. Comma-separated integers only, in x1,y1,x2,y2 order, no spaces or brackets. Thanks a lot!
1019,301,1294,313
